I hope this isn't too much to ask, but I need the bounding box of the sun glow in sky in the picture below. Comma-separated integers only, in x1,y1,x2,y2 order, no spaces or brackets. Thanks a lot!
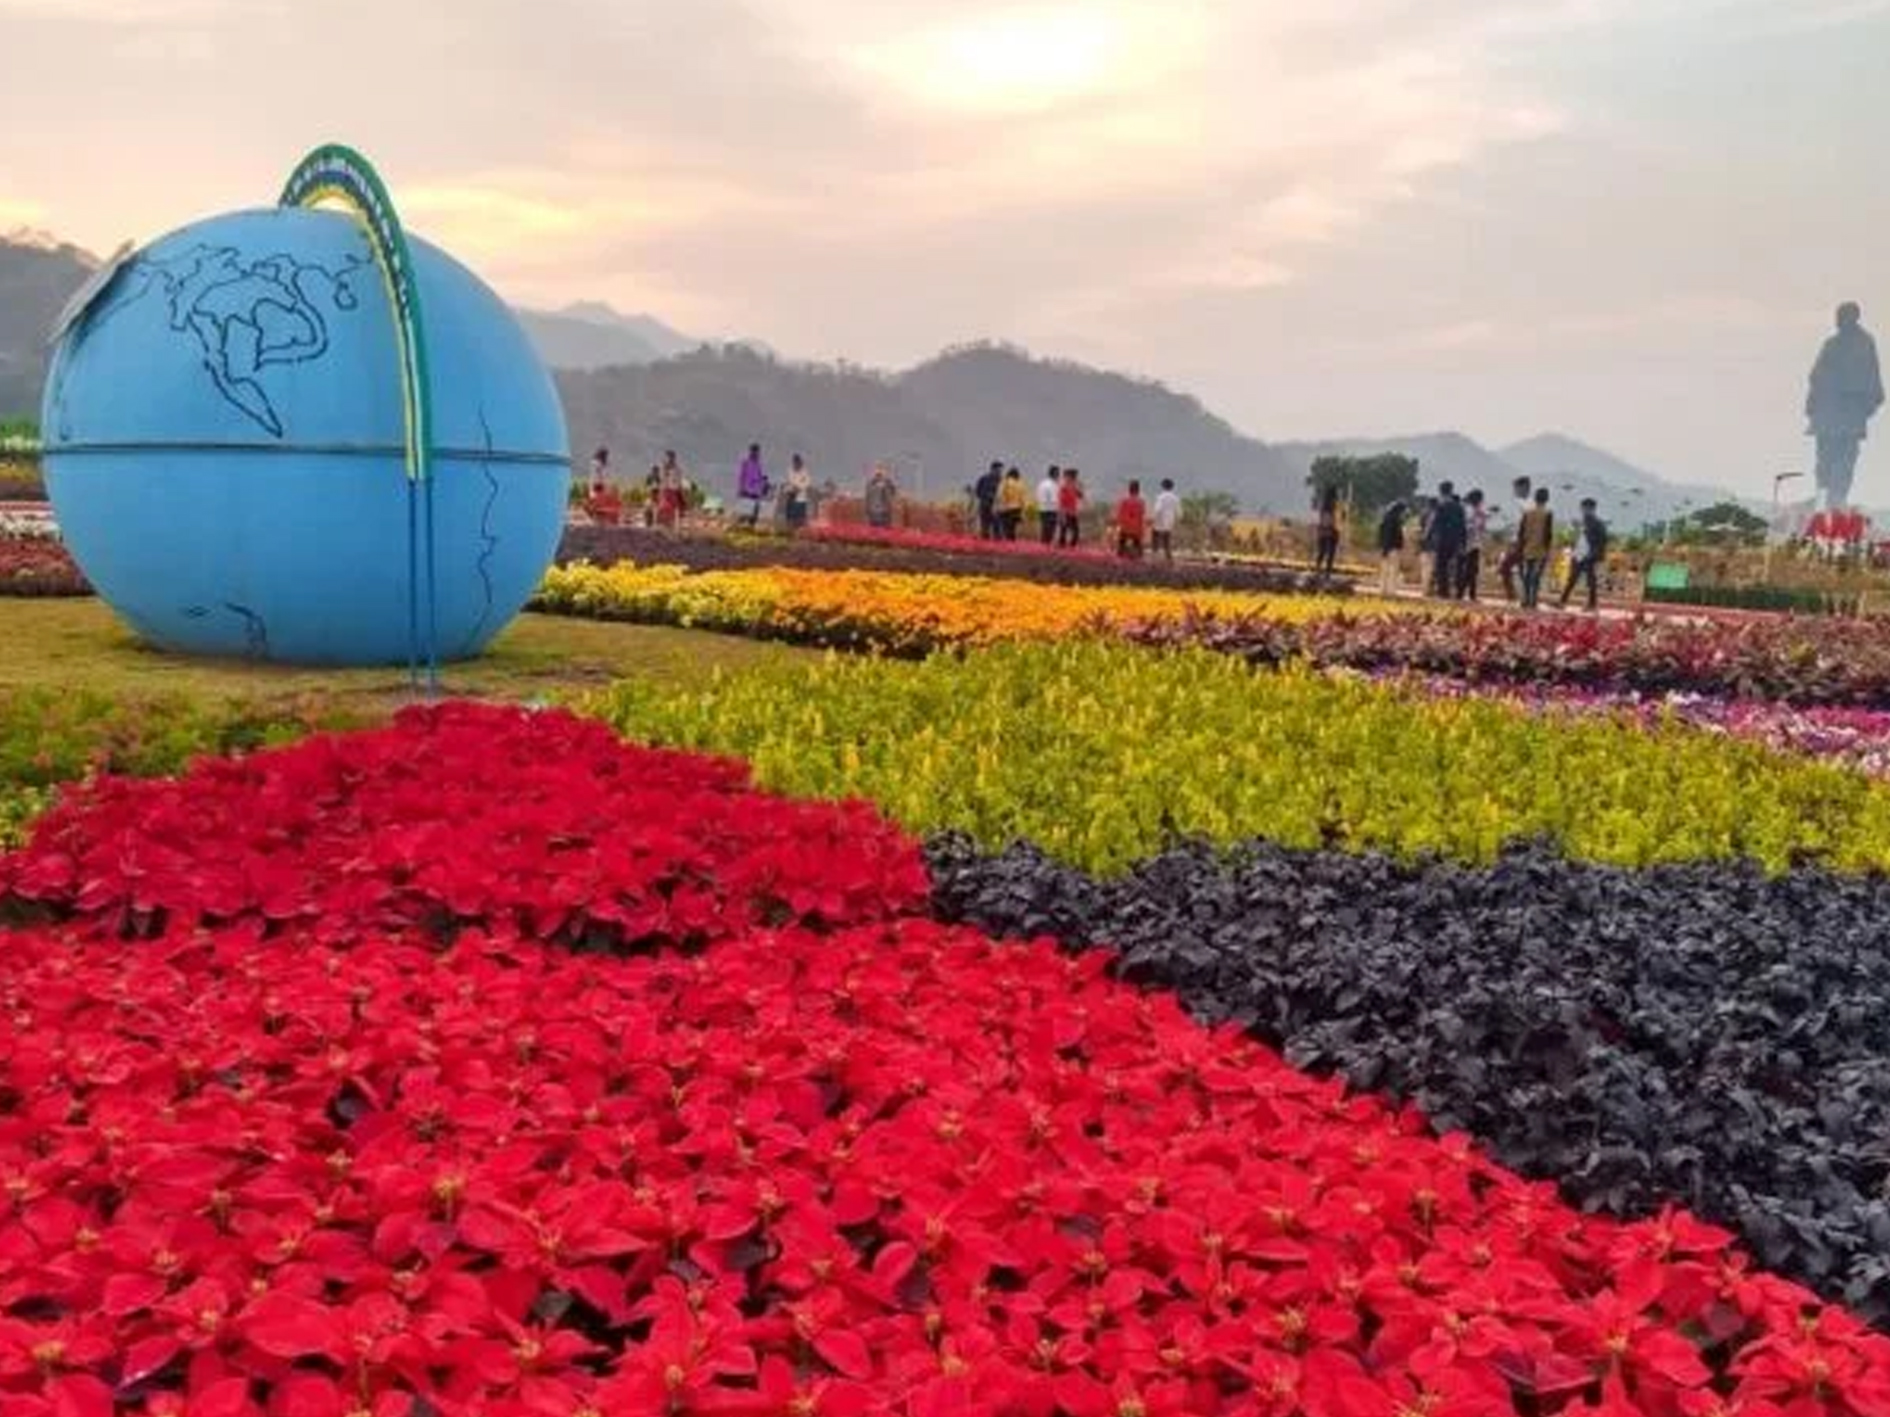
850,4,1157,115
1,0,1887,495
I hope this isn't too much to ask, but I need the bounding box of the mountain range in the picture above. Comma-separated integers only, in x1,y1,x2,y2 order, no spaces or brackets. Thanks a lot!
0,232,1746,519
515,302,698,370
0,230,98,418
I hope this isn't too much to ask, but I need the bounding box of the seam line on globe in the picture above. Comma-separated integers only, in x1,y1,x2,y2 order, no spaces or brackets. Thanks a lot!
41,442,570,466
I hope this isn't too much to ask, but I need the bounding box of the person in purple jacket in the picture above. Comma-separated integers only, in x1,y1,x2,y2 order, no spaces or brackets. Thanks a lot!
738,444,770,527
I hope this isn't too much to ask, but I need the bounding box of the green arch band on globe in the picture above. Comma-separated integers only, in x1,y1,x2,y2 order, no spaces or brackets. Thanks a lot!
279,143,441,687
41,154,570,667
279,143,433,488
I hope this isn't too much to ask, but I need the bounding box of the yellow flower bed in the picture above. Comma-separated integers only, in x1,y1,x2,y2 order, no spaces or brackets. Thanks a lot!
536,561,1395,654
592,641,1890,876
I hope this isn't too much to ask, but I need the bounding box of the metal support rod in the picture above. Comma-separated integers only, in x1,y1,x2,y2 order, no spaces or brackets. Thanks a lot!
406,479,420,690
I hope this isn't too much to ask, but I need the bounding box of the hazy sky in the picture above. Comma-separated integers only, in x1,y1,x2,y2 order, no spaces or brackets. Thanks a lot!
3,0,1887,495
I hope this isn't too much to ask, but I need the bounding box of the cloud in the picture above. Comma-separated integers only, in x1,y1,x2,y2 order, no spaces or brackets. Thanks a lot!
904,17,1573,332
0,0,1577,314
1730,0,1890,34
840,2,1206,117
0,0,238,14
395,158,794,329
1337,296,1798,360
403,166,771,250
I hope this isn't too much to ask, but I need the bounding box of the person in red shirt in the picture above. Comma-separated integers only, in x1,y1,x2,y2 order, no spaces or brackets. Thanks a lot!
1116,479,1148,559
1056,468,1084,548
585,479,623,525
656,450,686,530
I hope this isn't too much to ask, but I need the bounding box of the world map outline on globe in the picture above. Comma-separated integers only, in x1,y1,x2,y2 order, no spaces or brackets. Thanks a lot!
78,242,371,440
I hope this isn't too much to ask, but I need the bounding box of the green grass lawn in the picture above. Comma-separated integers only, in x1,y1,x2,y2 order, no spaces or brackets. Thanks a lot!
0,597,810,710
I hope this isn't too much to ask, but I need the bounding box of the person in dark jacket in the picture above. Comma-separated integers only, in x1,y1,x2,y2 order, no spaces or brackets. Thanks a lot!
1424,481,1466,598
1560,497,1610,612
1375,500,1409,595
1456,488,1488,601
975,461,1004,540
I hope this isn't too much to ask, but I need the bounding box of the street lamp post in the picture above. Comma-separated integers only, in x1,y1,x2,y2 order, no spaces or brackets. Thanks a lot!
1765,472,1804,583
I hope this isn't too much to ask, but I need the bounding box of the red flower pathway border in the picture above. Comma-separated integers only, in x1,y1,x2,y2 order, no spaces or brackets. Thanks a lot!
1,706,1886,1416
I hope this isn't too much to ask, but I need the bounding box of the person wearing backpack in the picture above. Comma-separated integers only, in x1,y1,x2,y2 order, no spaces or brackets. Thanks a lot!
1424,481,1466,599
1560,496,1609,612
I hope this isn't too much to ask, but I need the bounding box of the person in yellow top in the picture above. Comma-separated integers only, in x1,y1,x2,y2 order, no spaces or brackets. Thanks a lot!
996,466,1029,541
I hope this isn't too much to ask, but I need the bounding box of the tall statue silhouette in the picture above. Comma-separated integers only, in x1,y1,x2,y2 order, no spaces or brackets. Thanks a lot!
1806,302,1884,508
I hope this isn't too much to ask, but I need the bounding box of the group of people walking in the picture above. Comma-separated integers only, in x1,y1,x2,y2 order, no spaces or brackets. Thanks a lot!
582,447,696,529
589,443,1190,560
973,463,1183,560
590,442,1610,609
737,445,817,529
1372,476,1612,611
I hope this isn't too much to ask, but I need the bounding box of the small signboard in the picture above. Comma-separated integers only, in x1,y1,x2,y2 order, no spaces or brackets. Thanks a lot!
1645,562,1690,591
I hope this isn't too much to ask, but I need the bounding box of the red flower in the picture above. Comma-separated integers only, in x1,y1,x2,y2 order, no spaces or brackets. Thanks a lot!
709,1353,875,1416
592,1278,757,1411
1562,1269,1715,1392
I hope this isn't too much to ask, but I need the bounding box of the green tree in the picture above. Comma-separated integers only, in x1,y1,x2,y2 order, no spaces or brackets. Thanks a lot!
1180,490,1239,528
1174,491,1239,551
0,418,38,449
1678,500,1768,547
1306,454,1419,519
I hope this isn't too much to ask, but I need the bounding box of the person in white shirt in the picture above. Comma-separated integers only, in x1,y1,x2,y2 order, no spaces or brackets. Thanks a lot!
1498,476,1533,602
1035,465,1062,546
1151,479,1182,563
785,454,813,531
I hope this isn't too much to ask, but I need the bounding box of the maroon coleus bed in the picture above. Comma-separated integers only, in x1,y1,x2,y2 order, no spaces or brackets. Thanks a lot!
1124,609,1890,707
0,533,87,598
0,706,1885,1417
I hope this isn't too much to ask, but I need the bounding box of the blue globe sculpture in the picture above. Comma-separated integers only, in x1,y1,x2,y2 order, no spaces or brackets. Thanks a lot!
42,205,568,665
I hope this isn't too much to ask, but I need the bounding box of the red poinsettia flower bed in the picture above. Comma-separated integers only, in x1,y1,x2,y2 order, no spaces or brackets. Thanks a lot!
1,705,927,945
2,707,1887,1417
